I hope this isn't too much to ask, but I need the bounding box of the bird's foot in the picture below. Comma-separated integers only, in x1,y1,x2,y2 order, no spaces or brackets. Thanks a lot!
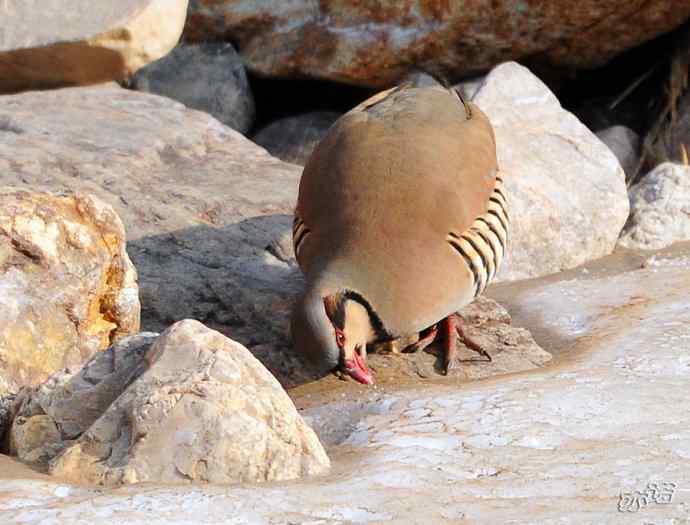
443,313,491,375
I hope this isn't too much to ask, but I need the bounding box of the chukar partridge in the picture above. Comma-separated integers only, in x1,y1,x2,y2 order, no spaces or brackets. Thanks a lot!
291,85,508,384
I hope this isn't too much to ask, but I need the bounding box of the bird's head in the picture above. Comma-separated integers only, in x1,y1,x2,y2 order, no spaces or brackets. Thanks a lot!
291,290,375,385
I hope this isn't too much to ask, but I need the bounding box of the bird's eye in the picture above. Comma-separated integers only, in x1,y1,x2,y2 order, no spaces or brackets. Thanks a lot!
335,329,345,347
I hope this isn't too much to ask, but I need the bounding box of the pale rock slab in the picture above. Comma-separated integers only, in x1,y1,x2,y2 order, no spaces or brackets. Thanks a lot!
184,0,690,87
50,320,330,486
0,190,140,392
618,162,690,250
0,0,189,93
129,42,255,134
472,62,630,280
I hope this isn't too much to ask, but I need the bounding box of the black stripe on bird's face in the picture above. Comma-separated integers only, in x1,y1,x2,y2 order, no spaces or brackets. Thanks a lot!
323,290,392,341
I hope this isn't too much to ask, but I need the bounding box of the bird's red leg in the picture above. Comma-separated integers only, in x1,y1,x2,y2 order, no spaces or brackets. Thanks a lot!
402,314,492,374
453,313,492,363
443,315,460,373
445,314,492,373
402,324,438,353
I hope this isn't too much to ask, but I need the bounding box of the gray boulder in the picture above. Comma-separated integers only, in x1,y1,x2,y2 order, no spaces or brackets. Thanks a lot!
596,125,640,181
253,112,340,165
129,42,255,134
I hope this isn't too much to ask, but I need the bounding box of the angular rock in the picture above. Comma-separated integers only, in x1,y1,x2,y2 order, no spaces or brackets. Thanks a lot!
128,42,255,134
11,333,158,445
0,0,189,94
253,112,340,165
50,320,330,486
184,0,690,87
472,62,630,281
596,125,640,180
0,190,140,392
618,162,690,250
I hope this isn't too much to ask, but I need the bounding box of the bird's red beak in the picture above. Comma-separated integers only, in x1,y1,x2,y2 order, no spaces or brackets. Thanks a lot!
344,350,374,385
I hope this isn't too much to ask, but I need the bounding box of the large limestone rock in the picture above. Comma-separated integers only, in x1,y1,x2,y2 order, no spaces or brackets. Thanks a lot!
184,0,690,87
0,0,189,93
471,62,630,281
50,320,330,486
128,42,255,134
618,163,690,250
0,190,140,392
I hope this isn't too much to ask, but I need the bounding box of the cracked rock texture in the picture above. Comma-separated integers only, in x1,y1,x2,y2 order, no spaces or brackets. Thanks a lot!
184,0,690,87
0,0,189,93
471,62,630,281
0,190,140,393
618,162,690,250
49,320,330,486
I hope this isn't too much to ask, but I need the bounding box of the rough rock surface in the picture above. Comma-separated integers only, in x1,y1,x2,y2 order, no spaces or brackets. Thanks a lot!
253,112,340,165
8,415,62,465
9,333,158,454
618,162,690,250
596,125,640,181
3,253,690,523
184,0,690,87
128,42,255,134
0,0,189,93
50,320,330,486
472,62,630,281
0,190,140,392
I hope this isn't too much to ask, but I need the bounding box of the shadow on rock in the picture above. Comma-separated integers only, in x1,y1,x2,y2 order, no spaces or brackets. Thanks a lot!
128,213,315,388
